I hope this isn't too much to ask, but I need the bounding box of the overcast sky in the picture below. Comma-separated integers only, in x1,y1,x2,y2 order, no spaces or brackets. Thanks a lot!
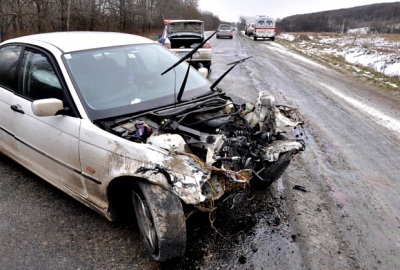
198,0,400,21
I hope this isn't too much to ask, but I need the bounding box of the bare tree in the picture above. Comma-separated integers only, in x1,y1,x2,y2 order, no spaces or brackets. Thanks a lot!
0,0,221,38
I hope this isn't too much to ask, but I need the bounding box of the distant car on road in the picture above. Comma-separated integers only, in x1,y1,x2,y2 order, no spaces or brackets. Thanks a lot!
253,17,276,41
158,19,212,71
216,24,233,39
245,22,255,36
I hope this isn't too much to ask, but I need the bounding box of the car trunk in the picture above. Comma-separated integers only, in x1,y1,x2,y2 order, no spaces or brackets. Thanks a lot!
169,35,204,49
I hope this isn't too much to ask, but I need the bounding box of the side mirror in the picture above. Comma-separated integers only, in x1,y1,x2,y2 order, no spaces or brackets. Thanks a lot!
197,67,209,78
32,98,64,117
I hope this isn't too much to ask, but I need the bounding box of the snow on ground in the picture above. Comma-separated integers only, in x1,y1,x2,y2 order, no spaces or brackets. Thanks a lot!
319,82,400,134
277,32,400,88
266,41,329,71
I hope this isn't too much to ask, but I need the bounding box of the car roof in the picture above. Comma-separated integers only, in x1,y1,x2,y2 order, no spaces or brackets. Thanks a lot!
2,31,153,53
164,19,203,24
257,17,273,21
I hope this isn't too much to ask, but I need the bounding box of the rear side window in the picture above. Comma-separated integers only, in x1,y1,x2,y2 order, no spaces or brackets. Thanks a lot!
257,21,265,26
0,45,22,91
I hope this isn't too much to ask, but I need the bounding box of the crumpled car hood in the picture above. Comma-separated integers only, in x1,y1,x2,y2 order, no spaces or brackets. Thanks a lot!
105,91,305,209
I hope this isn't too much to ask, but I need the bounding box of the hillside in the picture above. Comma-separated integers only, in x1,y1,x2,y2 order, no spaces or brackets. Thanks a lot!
278,2,400,33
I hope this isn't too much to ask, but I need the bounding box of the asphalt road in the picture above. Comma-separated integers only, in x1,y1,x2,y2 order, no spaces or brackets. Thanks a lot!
1,31,400,269
210,31,400,270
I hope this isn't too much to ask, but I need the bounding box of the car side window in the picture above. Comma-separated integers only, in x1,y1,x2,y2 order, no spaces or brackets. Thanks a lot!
0,45,22,92
20,49,63,101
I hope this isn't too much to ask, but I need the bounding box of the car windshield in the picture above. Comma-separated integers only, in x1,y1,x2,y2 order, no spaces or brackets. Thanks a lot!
64,43,211,120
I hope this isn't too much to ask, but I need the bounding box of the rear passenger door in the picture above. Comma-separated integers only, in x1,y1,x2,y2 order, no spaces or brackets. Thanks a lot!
11,47,84,194
0,45,22,156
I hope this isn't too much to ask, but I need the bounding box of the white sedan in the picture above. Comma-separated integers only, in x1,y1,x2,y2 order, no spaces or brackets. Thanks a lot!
0,32,305,262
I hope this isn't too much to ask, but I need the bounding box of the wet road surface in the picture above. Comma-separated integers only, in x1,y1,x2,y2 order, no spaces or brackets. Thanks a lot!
211,31,400,269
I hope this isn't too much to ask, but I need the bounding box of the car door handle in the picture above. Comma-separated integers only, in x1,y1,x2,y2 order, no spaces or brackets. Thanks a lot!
11,104,24,114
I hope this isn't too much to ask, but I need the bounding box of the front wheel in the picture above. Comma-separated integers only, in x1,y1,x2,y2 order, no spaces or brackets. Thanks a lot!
132,181,186,262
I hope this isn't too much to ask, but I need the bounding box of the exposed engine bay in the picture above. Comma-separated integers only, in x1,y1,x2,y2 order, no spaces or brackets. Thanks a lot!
104,91,305,211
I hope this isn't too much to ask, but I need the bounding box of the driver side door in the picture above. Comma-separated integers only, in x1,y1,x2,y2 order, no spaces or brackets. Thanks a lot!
11,46,84,195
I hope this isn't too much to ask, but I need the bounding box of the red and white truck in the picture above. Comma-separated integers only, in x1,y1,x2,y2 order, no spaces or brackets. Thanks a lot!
252,16,276,41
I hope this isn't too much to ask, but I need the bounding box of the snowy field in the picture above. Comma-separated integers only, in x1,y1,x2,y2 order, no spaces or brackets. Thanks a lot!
276,32,400,89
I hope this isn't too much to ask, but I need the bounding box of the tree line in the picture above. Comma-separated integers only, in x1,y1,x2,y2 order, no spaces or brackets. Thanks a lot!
278,2,400,34
0,0,224,41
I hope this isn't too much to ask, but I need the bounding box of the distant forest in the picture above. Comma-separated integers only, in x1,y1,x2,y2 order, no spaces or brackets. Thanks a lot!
278,2,400,33
0,0,222,40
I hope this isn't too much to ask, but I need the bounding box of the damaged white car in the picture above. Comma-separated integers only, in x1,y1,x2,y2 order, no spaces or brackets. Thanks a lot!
0,32,305,262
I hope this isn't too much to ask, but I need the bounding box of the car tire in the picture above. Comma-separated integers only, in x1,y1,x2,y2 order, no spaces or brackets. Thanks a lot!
253,36,257,41
132,181,186,262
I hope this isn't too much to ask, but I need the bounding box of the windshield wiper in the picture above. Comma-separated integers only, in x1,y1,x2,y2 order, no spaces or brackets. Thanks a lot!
210,56,253,91
161,31,216,76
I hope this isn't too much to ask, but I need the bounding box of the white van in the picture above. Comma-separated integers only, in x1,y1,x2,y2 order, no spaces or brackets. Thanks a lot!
253,17,276,41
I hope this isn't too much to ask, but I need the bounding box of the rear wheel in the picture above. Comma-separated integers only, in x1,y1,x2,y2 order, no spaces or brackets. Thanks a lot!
132,181,186,262
253,36,257,41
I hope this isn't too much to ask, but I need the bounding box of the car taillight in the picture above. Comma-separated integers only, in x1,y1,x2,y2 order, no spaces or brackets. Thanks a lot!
203,41,211,49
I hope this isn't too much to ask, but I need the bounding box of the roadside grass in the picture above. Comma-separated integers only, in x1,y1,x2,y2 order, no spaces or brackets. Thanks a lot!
276,33,400,91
